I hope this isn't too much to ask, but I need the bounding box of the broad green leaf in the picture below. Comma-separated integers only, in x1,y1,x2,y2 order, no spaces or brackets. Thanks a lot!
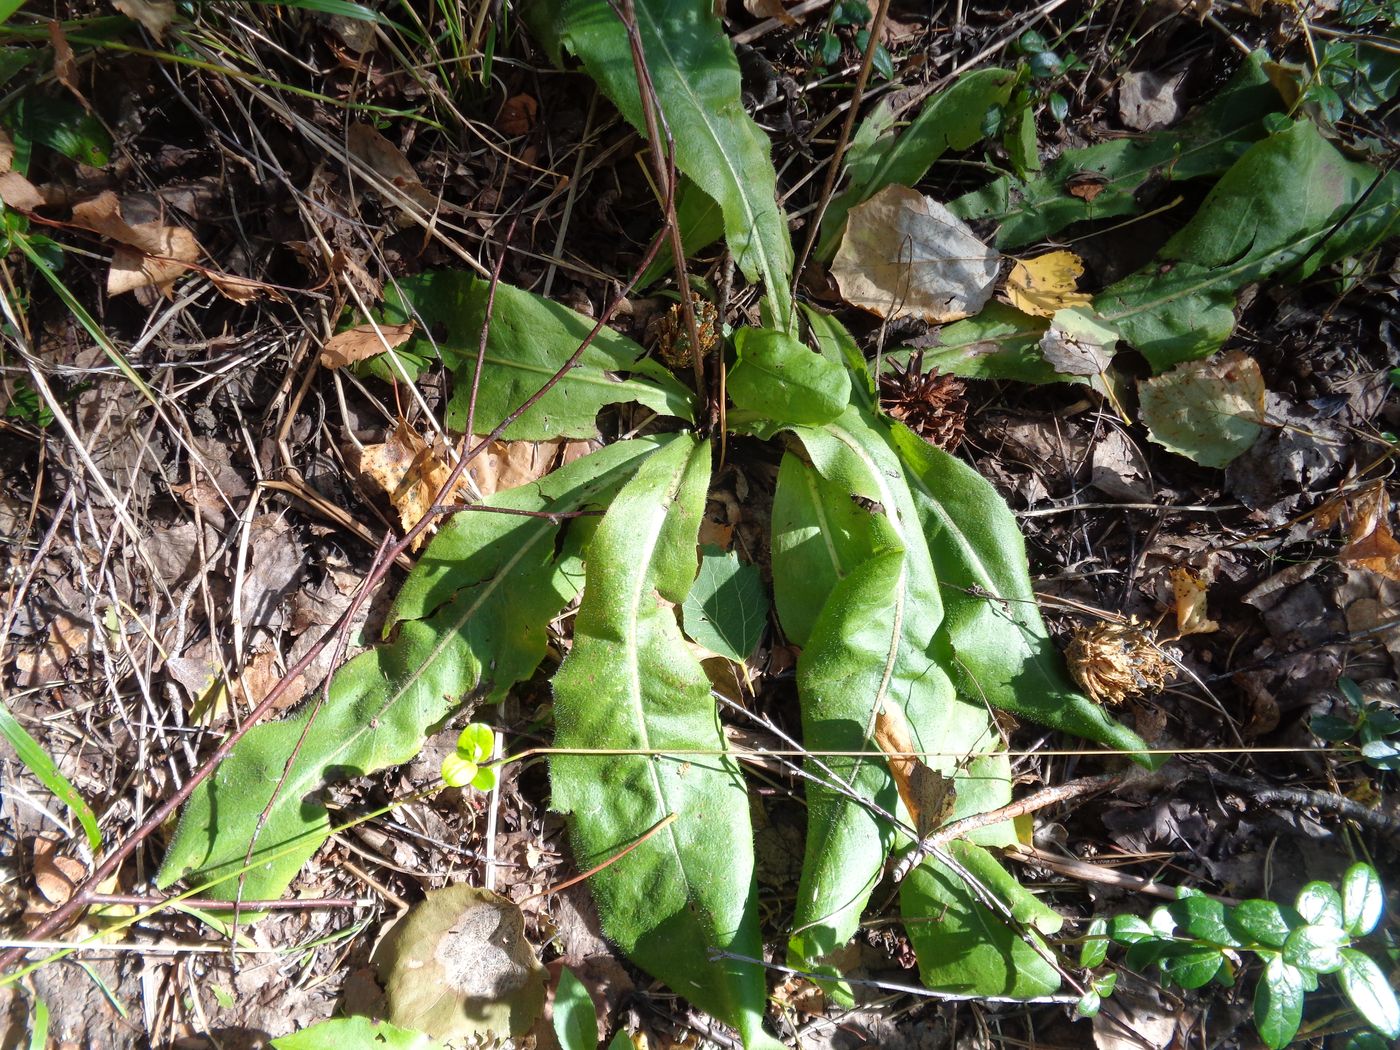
4,93,112,168
770,452,888,647
1159,944,1225,990
377,272,694,439
817,68,1017,259
901,840,1063,998
681,545,769,662
950,53,1279,248
1255,956,1305,1049
1097,120,1400,371
1338,949,1400,1039
884,302,1058,385
728,327,851,427
1282,923,1349,974
550,435,781,1050
556,0,795,331
1080,917,1109,968
553,967,599,1050
1166,895,1240,947
1228,899,1295,948
889,423,1159,764
638,177,726,288
1296,880,1345,928
158,438,661,901
1342,862,1384,936
0,701,101,850
1108,914,1154,944
270,1017,441,1050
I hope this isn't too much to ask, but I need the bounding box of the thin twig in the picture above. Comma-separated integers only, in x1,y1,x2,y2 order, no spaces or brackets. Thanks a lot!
1203,768,1400,842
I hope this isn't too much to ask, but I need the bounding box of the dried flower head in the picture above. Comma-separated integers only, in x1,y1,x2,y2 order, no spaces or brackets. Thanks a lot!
653,292,719,370
878,351,968,451
1066,617,1173,705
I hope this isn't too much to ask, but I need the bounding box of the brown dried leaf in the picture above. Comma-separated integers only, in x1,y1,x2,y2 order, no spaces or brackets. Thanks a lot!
872,701,956,838
71,191,199,296
497,94,539,136
320,321,416,369
49,22,87,110
0,128,13,173
0,172,45,212
357,419,468,550
111,0,175,40
1170,566,1219,636
467,439,588,498
32,836,86,906
345,123,436,218
209,270,280,304
744,0,797,24
1339,483,1400,580
831,184,1000,323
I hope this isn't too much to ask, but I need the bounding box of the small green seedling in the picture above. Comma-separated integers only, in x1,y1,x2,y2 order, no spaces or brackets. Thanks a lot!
1081,864,1399,1048
1311,677,1400,772
798,0,894,80
440,722,498,791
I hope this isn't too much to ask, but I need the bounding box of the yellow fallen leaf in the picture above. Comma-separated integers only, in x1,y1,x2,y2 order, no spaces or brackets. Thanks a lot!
320,321,416,369
1170,566,1219,636
1004,249,1093,318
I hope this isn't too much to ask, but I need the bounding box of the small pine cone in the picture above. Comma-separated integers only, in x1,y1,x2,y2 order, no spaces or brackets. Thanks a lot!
1066,618,1173,706
878,352,968,451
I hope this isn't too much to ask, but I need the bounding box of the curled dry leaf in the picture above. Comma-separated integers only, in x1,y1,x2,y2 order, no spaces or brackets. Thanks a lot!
1038,307,1118,377
497,94,539,136
375,883,547,1042
831,184,1000,324
744,0,798,24
1137,350,1266,468
1169,566,1219,636
320,320,416,369
355,419,467,550
872,700,957,839
71,190,200,297
1004,250,1093,318
208,270,281,304
0,172,45,212
111,0,176,40
1338,482,1400,580
345,123,436,220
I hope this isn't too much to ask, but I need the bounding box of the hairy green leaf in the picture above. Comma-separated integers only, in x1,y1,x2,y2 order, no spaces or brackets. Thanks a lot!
884,302,1056,385
1097,120,1400,371
378,272,694,439
553,967,599,1050
556,0,795,330
158,438,663,901
890,424,1158,763
638,177,726,288
682,545,769,662
550,434,781,1050
817,68,1017,260
949,53,1278,248
270,1017,441,1050
729,327,851,426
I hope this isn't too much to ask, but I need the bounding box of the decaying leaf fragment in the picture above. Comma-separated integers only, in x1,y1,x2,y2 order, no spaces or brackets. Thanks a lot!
831,184,1000,323
70,190,199,297
1337,482,1400,580
744,0,798,24
355,419,467,549
1003,249,1092,318
345,122,436,221
1137,350,1266,468
111,0,176,40
1170,566,1219,636
374,884,547,1042
1038,307,1118,377
320,321,417,369
1066,618,1172,706
872,700,957,839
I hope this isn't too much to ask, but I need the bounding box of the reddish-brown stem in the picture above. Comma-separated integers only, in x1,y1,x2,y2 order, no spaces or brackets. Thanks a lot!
517,812,677,904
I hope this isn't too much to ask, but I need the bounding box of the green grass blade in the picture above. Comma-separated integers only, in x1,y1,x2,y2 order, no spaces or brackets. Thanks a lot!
0,702,101,850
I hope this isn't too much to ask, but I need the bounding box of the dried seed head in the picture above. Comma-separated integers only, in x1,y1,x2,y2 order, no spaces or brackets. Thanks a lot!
1066,618,1173,705
878,352,968,451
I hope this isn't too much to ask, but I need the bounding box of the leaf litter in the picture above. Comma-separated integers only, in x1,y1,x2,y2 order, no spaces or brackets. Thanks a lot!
6,3,1400,1048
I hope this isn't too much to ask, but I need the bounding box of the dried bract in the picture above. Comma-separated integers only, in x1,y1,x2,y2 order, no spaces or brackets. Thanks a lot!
1066,618,1173,705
